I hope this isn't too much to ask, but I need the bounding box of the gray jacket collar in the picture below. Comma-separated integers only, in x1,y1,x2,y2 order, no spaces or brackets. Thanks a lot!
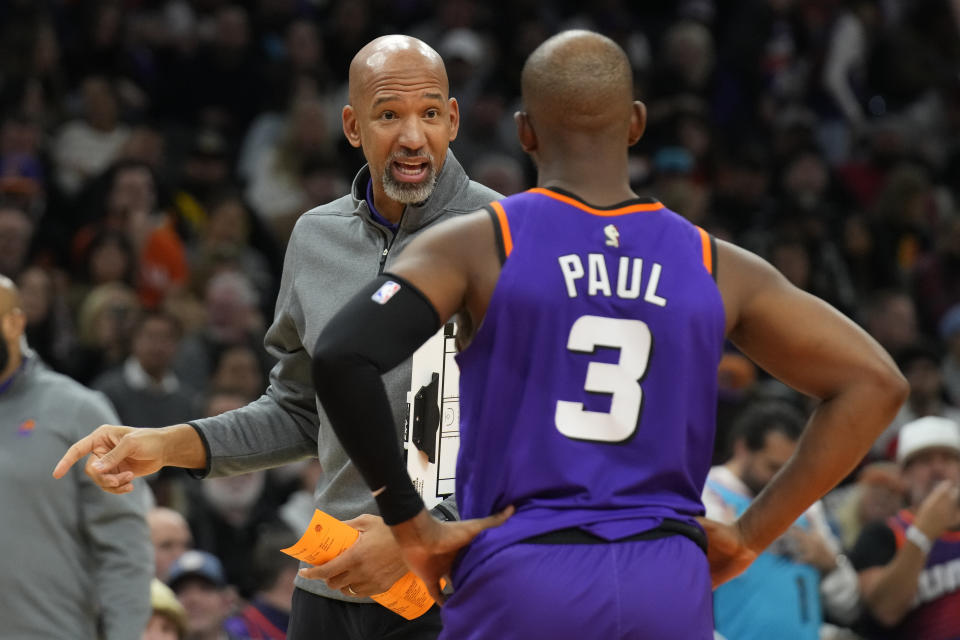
350,150,471,233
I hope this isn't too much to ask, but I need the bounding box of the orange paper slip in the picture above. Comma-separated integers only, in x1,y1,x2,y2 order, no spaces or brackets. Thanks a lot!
281,509,438,620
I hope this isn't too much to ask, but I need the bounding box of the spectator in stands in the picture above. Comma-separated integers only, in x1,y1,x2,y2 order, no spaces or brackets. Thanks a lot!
825,462,904,551
144,579,188,640
470,152,525,196
942,304,960,407
861,290,919,356
914,217,960,335
190,194,274,309
82,228,137,287
93,311,194,427
52,75,129,196
851,416,960,639
120,123,166,174
189,468,287,599
209,345,265,403
167,550,244,640
17,265,75,371
172,129,234,241
0,112,45,197
0,203,34,278
69,228,138,312
224,528,299,639
174,270,268,393
149,506,194,582
68,281,140,384
279,459,324,536
245,96,332,241
72,160,189,309
202,387,249,419
821,0,881,144
840,214,900,297
704,402,860,640
872,163,936,276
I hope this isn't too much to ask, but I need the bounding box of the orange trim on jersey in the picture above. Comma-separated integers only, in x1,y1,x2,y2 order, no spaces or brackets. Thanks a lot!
528,188,663,216
490,201,513,257
697,226,714,276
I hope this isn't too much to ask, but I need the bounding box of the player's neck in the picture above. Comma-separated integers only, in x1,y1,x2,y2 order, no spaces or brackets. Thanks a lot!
536,159,635,207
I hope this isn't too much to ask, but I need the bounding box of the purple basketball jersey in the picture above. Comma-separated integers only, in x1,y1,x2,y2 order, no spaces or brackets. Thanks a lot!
451,187,725,582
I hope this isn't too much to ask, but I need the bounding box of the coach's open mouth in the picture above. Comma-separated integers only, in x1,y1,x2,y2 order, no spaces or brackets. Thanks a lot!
392,160,429,182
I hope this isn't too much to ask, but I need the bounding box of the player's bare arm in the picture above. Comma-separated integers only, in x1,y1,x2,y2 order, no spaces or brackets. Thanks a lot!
702,239,908,586
384,208,502,340
311,209,511,602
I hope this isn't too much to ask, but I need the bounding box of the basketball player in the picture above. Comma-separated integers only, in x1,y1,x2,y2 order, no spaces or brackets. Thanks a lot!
311,30,907,638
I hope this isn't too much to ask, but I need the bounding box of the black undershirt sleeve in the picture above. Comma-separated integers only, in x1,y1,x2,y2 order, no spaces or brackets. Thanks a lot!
311,274,440,525
849,521,899,571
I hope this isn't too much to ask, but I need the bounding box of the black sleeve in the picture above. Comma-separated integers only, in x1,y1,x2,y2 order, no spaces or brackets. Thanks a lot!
849,521,899,571
311,274,440,525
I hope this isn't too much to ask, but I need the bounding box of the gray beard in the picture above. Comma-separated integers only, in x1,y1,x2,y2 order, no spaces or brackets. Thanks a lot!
382,163,437,204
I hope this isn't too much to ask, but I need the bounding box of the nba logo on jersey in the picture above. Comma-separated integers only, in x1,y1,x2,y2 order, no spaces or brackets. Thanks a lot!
604,224,620,248
371,281,402,305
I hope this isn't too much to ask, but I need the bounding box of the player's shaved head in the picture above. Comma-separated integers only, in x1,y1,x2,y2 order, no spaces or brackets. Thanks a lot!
0,275,21,314
348,35,448,106
514,30,644,204
521,30,634,133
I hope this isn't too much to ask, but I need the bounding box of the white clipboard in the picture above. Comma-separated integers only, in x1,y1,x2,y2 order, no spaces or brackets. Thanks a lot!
403,322,460,509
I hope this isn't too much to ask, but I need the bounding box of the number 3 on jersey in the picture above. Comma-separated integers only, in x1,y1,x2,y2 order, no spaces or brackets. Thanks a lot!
554,315,652,442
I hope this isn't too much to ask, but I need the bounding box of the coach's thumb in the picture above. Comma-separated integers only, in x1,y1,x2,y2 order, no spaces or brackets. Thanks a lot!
91,438,134,472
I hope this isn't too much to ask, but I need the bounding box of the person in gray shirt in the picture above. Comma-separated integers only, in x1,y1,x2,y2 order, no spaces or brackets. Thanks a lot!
55,34,501,640
0,276,151,639
92,311,195,428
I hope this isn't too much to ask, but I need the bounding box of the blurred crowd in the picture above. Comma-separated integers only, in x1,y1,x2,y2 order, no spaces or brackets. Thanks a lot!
2,0,960,638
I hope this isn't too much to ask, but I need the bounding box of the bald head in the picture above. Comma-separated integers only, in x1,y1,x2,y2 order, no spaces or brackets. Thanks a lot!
148,507,193,581
521,30,634,132
348,35,448,106
0,275,20,314
342,35,460,217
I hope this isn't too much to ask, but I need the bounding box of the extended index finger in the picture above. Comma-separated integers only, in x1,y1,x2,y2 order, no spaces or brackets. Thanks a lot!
52,434,97,479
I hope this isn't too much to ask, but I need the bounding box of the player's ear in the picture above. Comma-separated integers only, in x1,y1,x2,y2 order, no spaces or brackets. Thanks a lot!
342,104,362,149
628,101,646,147
515,111,538,154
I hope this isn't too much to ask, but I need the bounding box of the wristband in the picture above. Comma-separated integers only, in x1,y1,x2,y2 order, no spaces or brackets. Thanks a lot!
905,525,933,555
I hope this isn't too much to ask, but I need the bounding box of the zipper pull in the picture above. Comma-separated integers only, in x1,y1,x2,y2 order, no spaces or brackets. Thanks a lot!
378,247,390,274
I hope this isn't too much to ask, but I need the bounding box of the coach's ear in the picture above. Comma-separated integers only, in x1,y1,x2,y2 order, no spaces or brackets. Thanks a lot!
515,111,538,155
343,104,362,148
628,101,646,147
